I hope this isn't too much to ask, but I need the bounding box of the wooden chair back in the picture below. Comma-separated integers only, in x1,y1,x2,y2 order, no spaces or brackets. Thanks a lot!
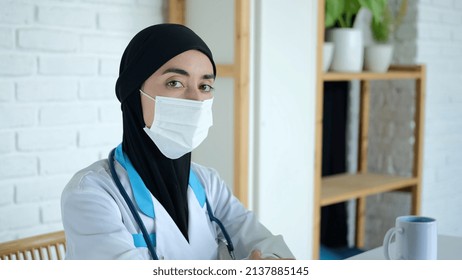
0,231,66,260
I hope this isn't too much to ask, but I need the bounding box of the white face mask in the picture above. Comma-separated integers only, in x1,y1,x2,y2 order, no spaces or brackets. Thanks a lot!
140,90,213,159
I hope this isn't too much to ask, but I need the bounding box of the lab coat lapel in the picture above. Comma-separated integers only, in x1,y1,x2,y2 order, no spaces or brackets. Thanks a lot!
155,187,218,260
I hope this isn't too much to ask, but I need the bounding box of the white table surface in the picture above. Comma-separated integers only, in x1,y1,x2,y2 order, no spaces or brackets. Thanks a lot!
347,235,462,260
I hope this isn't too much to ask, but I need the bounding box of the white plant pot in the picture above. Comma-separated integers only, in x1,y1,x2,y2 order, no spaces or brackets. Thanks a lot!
326,28,364,72
364,44,394,72
323,42,334,72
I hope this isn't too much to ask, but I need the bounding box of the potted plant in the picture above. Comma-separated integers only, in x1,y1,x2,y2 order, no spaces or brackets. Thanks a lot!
359,0,408,72
325,0,364,72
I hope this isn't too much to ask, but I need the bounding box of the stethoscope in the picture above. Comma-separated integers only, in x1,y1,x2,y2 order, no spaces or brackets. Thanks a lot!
108,148,235,260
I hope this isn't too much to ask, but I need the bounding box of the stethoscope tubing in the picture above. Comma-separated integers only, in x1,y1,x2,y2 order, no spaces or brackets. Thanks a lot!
108,149,159,260
205,198,235,260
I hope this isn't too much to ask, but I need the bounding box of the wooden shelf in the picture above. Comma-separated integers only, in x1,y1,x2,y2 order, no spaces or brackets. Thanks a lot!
313,0,425,258
321,173,418,206
323,65,424,81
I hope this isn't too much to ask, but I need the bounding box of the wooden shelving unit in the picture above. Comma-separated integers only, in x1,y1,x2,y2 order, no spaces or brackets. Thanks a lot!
168,0,250,206
313,0,426,259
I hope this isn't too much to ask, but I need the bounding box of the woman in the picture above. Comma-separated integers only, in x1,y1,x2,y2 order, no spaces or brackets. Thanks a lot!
61,23,294,260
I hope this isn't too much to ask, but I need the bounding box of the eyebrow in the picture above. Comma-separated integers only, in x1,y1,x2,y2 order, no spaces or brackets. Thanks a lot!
162,67,215,80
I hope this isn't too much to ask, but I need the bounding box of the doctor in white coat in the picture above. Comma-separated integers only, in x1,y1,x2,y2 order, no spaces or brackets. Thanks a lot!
61,24,294,260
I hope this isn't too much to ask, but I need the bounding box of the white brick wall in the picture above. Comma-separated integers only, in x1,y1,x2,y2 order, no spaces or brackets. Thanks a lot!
0,0,164,242
355,0,462,249
0,54,36,76
416,0,462,237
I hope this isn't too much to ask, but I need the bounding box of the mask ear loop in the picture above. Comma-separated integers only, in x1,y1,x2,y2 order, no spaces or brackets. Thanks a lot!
139,89,157,102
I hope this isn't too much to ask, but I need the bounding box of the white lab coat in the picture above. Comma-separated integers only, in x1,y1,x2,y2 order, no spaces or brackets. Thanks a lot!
61,157,294,260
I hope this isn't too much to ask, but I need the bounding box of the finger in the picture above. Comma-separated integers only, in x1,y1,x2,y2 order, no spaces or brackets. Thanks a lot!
249,250,262,260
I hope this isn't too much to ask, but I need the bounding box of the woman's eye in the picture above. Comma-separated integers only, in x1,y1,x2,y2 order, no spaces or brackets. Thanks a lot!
200,84,214,92
166,81,183,88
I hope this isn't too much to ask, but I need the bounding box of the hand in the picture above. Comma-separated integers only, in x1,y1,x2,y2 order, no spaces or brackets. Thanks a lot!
249,250,295,260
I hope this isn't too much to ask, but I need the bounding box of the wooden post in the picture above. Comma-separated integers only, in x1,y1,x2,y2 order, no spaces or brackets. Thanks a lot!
358,80,370,173
313,0,326,260
355,197,366,247
354,80,371,248
233,0,250,207
168,0,185,24
411,65,426,215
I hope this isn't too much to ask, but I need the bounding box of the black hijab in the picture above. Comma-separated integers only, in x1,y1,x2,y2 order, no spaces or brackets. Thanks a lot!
115,24,216,241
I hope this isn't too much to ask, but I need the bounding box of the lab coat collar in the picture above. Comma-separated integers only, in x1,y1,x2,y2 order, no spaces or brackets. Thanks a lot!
115,144,155,219
188,168,206,207
114,144,207,219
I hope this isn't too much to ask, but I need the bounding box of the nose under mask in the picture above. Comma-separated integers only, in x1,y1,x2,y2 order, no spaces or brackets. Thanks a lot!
140,90,214,159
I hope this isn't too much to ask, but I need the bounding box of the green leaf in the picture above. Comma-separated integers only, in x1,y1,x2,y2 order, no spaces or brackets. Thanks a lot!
358,0,387,23
371,19,389,42
344,0,361,27
325,0,345,28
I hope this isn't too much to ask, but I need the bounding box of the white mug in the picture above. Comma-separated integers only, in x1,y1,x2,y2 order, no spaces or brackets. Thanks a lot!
383,215,437,260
